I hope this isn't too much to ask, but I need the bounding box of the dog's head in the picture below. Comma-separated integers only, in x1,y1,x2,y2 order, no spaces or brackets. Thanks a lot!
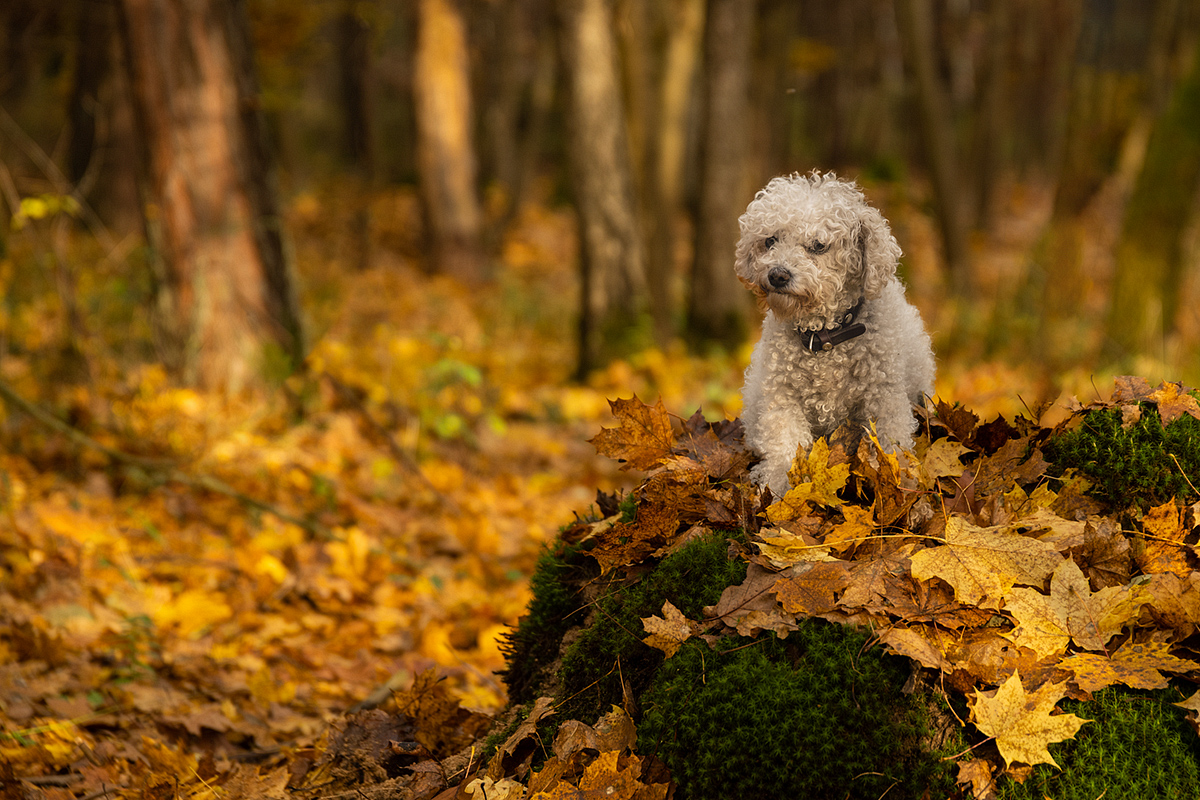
734,171,901,321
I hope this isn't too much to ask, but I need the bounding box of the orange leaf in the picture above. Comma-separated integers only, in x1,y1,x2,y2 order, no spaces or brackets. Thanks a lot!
772,561,851,616
1059,641,1198,693
589,397,675,471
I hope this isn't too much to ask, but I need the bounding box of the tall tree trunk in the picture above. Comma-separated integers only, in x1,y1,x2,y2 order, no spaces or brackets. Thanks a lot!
894,0,972,296
413,0,486,280
115,0,304,391
335,0,375,271
687,0,753,349
1105,40,1200,363
558,0,647,376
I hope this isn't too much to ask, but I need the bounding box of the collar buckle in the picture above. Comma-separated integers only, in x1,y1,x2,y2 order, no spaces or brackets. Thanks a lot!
797,298,866,352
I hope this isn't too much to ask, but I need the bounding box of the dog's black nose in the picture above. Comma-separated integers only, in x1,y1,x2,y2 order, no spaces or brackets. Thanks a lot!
767,267,791,289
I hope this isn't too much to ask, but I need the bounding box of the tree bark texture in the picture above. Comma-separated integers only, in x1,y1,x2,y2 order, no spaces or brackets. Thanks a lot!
116,0,304,391
894,0,972,296
414,0,486,280
1105,42,1200,362
558,0,647,376
688,0,753,349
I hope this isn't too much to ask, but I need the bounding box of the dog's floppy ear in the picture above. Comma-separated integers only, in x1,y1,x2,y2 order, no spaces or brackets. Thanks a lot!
857,205,901,298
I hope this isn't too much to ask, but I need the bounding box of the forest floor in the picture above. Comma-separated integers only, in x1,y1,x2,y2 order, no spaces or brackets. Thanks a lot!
0,177,1190,797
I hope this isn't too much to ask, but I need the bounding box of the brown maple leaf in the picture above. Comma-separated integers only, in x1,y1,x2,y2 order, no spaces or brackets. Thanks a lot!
641,600,704,658
840,539,915,611
772,561,851,616
1066,517,1131,589
1173,690,1200,736
1111,375,1155,405
1060,641,1198,693
676,410,752,480
589,397,675,471
970,670,1088,769
910,516,1062,608
935,399,980,443
706,563,801,639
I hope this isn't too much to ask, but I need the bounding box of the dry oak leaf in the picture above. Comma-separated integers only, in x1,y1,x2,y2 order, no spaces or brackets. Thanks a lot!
1135,500,1192,579
910,516,1062,608
1003,559,1147,659
642,600,703,658
589,397,675,471
766,438,848,523
1059,640,1198,693
970,670,1088,769
772,561,852,616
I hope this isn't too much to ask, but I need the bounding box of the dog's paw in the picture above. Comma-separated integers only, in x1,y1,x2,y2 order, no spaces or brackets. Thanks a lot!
749,461,791,500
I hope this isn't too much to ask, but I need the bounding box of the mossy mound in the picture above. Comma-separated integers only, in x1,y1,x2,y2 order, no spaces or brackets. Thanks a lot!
640,629,959,800
1044,395,1200,510
998,686,1200,800
501,531,960,800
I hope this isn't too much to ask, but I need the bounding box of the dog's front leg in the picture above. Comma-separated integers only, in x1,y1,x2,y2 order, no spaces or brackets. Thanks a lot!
863,385,919,453
748,402,813,499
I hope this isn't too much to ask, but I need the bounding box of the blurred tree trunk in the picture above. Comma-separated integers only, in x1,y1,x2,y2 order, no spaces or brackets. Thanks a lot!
413,0,486,280
1105,41,1200,363
688,0,753,349
477,0,555,234
336,0,375,271
619,0,706,346
894,0,972,296
558,0,647,377
67,0,113,190
115,0,304,391
1031,0,1170,363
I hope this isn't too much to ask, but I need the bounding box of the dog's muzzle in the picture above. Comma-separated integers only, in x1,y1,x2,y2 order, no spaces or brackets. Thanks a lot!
767,267,791,290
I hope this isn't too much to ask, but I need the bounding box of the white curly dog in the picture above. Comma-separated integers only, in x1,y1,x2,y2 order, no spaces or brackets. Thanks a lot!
737,172,935,497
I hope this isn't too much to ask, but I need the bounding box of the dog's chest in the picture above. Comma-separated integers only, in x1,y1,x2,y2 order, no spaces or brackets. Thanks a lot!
775,339,865,434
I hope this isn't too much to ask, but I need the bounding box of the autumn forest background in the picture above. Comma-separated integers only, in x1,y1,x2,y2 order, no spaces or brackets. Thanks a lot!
1,0,1199,794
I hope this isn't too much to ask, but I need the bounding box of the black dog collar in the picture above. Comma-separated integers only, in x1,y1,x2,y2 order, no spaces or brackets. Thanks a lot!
796,298,866,351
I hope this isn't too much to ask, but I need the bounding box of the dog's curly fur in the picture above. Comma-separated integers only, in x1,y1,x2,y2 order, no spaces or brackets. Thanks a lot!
737,172,935,497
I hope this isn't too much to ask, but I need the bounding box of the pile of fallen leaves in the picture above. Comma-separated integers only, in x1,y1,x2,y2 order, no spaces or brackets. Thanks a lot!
444,377,1200,800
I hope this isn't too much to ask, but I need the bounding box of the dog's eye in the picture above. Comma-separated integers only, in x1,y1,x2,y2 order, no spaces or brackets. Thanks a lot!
808,241,828,255
764,236,778,250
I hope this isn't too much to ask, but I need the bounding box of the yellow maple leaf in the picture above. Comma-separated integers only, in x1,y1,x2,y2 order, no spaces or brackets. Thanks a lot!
824,505,876,554
766,439,848,523
970,670,1088,769
1003,558,1147,659
910,516,1062,608
1059,641,1198,693
641,600,702,658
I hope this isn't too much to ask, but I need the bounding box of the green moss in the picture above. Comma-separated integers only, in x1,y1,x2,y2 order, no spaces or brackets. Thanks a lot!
556,532,747,725
638,629,958,800
998,686,1200,800
500,540,591,705
1044,398,1200,509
